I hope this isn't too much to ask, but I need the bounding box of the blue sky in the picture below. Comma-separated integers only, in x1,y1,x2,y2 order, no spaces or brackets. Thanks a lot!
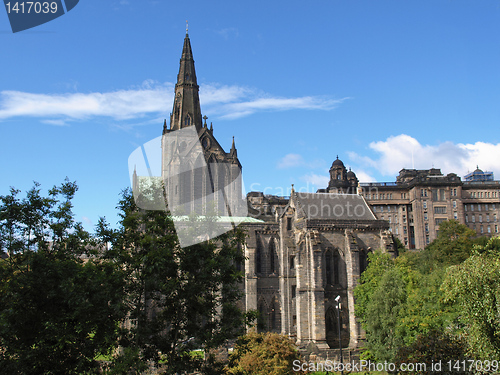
1,0,500,231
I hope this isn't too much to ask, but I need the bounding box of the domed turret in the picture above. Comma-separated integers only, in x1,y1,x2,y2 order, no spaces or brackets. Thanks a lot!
326,156,358,193
332,156,344,167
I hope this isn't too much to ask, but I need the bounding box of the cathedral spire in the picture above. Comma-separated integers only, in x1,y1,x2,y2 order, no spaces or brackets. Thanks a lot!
169,30,202,132
230,136,237,157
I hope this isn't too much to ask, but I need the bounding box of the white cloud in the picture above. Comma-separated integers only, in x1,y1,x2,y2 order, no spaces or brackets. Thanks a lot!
215,27,239,40
82,216,93,226
300,168,376,187
354,170,377,183
301,173,329,187
350,134,500,178
199,84,251,106
0,82,346,125
277,153,305,169
41,119,68,126
0,84,173,121
217,96,348,120
277,153,328,170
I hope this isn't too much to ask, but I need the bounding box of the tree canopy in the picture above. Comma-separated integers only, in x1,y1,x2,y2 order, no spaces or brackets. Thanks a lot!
0,180,127,374
0,182,249,374
98,187,248,374
225,332,304,375
354,220,489,365
442,236,500,360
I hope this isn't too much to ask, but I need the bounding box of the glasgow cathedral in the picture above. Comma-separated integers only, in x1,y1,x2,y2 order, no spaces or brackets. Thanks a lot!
158,31,500,355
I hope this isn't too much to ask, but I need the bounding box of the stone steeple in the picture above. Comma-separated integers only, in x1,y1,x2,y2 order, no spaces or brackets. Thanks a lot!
230,136,237,157
168,31,203,132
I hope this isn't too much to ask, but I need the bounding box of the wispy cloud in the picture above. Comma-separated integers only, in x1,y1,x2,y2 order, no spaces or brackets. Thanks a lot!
216,95,348,120
0,81,347,125
82,216,93,226
277,154,306,169
301,172,329,188
215,27,239,40
354,170,377,183
350,134,500,178
0,82,174,121
41,119,69,126
277,153,328,170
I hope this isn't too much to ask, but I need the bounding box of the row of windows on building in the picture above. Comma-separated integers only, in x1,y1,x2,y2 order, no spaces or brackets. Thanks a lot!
422,200,458,210
419,188,460,198
468,191,499,198
365,192,394,200
373,202,499,220
366,189,499,201
374,201,461,213
465,213,498,223
372,205,405,213
379,210,459,225
469,225,499,234
464,204,497,212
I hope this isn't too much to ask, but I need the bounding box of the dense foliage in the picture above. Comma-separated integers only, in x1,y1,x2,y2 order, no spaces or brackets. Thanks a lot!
0,182,248,374
225,332,304,375
354,220,495,367
0,180,127,374
100,187,248,374
442,236,500,361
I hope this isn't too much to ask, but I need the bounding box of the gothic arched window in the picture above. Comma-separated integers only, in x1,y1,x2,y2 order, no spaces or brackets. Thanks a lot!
257,301,266,332
325,249,340,286
269,239,277,274
271,301,276,330
325,306,337,334
184,114,191,126
256,238,262,274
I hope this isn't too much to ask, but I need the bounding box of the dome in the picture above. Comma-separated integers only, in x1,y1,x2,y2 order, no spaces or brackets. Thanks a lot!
347,169,356,179
332,156,344,167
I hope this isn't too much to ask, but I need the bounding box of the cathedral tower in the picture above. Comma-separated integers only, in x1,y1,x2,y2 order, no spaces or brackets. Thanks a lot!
165,30,203,133
161,31,243,217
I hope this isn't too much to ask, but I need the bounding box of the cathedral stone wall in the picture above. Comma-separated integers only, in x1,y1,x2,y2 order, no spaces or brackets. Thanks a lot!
244,190,396,353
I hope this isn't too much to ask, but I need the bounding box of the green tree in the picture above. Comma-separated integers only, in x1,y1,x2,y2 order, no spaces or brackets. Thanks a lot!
422,219,476,269
394,329,468,374
442,236,500,360
394,253,458,347
363,268,407,362
0,180,127,374
225,332,304,375
354,250,394,325
355,223,481,364
102,188,247,374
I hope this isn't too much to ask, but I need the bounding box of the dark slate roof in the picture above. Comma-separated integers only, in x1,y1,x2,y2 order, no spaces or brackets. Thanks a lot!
332,157,344,167
293,192,376,221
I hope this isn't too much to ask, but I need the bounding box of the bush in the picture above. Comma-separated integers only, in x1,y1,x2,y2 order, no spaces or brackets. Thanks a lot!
225,332,304,375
